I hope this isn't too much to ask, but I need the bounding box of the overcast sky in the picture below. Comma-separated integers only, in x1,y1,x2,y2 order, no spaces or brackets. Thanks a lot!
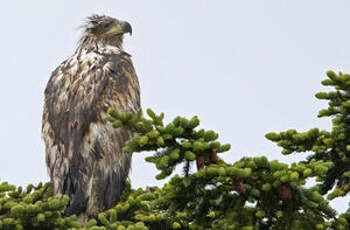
1,1,350,213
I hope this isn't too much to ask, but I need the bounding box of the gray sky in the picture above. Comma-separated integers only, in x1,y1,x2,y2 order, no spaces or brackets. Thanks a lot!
1,1,350,213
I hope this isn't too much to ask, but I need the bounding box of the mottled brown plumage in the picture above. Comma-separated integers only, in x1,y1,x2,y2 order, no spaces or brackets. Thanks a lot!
42,15,140,221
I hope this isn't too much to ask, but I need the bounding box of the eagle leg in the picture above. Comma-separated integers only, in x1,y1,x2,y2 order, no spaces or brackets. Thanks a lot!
64,189,89,217
62,170,89,217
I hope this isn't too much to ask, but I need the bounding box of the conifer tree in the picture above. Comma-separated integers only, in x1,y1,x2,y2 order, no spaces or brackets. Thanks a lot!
1,71,350,229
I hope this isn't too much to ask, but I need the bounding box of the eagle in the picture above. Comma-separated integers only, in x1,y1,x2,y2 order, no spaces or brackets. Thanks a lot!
42,15,140,221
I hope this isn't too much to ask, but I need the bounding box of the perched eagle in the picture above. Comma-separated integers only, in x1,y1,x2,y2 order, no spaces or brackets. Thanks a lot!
42,15,140,221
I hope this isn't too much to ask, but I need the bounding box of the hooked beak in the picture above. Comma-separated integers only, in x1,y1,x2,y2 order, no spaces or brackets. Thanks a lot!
121,21,132,36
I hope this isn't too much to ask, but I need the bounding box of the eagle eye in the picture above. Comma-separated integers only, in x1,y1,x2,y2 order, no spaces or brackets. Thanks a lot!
103,22,112,29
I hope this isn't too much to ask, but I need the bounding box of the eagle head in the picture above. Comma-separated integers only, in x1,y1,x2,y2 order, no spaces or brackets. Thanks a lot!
78,15,132,49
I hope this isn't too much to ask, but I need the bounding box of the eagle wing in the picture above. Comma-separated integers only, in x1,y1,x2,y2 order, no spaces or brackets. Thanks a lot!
42,47,140,217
